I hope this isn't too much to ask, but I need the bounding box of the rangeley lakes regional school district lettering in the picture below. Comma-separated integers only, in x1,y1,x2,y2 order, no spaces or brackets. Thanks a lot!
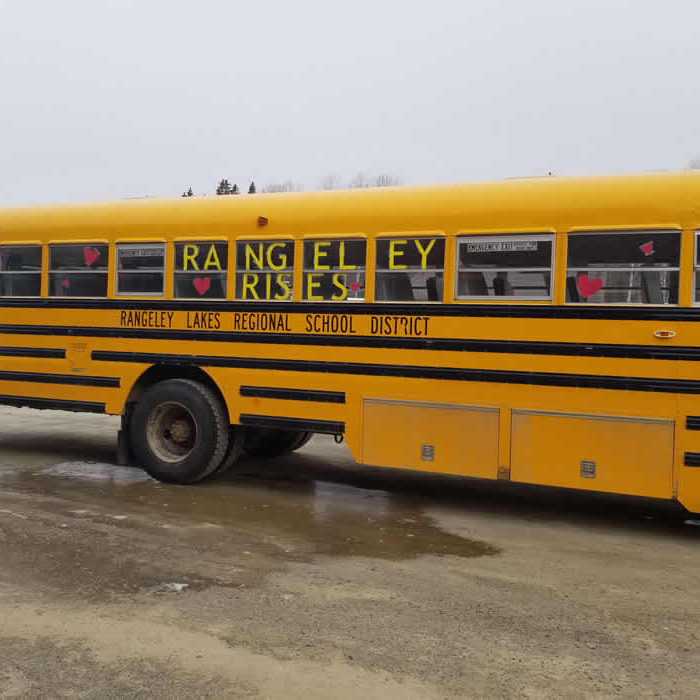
118,310,432,336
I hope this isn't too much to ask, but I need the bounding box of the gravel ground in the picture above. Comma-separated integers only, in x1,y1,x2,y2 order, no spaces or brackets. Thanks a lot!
0,406,698,699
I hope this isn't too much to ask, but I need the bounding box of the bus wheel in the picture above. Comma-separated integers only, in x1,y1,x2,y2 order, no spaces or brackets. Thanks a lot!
288,431,313,451
244,429,313,458
213,425,246,476
130,379,229,484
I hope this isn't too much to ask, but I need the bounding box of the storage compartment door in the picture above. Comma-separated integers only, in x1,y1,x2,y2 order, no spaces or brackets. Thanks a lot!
511,410,674,498
362,399,499,479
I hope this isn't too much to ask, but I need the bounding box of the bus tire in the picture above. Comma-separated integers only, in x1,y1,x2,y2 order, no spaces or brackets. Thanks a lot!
244,429,312,458
288,431,313,451
213,425,246,476
130,378,229,484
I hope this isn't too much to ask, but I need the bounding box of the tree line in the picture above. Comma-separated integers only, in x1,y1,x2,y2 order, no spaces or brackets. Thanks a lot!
181,173,402,197
181,161,700,195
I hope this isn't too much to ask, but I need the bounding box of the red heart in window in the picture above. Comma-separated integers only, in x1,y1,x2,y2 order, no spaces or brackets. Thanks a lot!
576,274,602,299
639,241,654,256
84,247,100,266
61,279,70,288
193,277,211,295
350,282,360,292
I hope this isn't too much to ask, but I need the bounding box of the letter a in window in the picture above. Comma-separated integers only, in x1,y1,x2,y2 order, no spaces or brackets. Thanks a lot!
203,244,221,270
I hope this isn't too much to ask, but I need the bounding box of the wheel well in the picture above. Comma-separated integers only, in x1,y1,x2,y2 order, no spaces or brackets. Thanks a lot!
124,365,230,424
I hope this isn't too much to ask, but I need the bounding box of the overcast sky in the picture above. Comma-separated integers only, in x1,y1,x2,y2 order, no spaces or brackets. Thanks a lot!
1,0,698,205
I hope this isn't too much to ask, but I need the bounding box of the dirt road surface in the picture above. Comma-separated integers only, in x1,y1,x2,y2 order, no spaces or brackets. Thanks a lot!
0,406,698,699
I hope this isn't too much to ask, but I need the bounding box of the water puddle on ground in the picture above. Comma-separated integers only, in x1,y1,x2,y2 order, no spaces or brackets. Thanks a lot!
39,461,154,485
8,457,498,562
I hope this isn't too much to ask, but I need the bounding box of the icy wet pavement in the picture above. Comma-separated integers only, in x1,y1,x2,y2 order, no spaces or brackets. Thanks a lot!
0,406,699,699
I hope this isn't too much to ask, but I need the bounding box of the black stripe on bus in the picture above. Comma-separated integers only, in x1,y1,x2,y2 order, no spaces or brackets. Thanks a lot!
683,452,700,467
0,394,105,413
0,346,65,359
240,386,346,403
686,416,700,430
91,349,700,395
240,413,345,435
2,322,700,362
2,297,700,321
0,370,119,388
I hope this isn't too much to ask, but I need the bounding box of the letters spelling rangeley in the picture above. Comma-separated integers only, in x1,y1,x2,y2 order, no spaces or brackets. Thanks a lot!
120,310,174,328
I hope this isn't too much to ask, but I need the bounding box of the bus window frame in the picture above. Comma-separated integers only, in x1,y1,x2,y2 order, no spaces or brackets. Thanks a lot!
47,241,110,299
453,233,556,302
0,243,43,298
234,237,295,302
693,231,700,306
566,229,681,306
115,242,166,297
172,240,229,300
301,233,368,303
374,232,446,304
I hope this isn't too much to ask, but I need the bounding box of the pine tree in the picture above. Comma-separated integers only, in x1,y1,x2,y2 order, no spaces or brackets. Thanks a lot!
181,187,194,197
248,181,256,194
232,183,239,195
216,179,232,195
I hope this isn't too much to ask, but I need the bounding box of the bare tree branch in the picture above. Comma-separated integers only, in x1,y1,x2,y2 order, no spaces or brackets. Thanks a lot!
348,172,402,188
348,172,372,189
320,174,342,190
262,181,304,193
372,174,403,187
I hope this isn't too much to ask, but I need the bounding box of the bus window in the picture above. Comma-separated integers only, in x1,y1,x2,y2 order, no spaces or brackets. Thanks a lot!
235,240,293,301
174,242,227,299
116,243,165,296
303,239,366,301
455,235,554,300
566,231,680,304
375,238,445,302
693,232,700,304
0,245,42,297
49,244,108,297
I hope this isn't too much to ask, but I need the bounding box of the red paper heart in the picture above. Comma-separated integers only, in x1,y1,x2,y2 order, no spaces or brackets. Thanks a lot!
84,247,100,266
193,277,210,295
576,274,602,299
350,282,360,292
639,241,654,256
61,279,70,288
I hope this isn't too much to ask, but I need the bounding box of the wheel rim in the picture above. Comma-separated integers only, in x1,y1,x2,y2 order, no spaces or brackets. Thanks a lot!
146,401,197,463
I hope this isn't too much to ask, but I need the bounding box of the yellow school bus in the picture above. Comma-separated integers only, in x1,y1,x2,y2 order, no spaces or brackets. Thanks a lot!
1,170,699,513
